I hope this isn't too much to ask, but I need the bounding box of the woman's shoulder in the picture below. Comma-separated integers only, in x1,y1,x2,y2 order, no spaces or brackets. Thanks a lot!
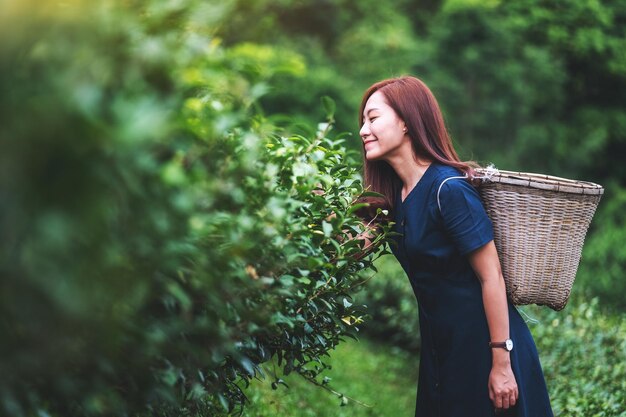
426,163,478,205
428,163,467,190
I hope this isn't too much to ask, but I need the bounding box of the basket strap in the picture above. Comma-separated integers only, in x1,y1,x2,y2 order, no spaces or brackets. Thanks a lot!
436,175,468,212
436,166,500,212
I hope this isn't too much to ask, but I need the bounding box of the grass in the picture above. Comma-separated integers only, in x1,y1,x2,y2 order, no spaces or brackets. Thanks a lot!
240,337,419,417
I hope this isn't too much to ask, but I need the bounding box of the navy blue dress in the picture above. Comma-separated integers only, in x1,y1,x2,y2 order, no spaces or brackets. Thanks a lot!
390,163,553,417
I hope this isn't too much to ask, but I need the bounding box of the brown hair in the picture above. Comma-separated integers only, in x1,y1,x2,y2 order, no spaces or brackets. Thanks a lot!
358,76,476,213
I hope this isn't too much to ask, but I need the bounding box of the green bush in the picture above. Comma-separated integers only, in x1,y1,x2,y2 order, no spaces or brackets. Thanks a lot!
576,181,626,311
0,1,390,415
523,298,626,416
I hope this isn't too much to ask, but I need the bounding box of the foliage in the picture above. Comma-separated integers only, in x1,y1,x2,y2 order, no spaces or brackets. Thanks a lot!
408,0,622,177
0,1,390,415
214,0,423,135
3,0,626,415
576,182,626,311
356,256,421,353
524,298,626,416
216,0,626,312
241,337,419,417
242,288,626,417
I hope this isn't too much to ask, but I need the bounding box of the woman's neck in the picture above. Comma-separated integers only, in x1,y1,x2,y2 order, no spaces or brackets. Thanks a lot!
385,150,432,200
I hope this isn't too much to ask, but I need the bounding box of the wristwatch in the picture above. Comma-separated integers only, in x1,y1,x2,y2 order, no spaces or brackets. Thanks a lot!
489,338,514,351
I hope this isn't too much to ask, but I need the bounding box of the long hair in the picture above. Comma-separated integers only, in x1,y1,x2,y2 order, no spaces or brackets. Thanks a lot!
358,76,476,213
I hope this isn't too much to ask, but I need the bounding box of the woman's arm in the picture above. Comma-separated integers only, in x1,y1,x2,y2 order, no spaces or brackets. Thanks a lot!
349,219,380,259
330,211,379,259
468,241,519,412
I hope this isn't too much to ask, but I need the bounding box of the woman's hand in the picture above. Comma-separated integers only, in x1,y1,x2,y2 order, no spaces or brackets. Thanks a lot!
311,185,384,258
489,359,519,412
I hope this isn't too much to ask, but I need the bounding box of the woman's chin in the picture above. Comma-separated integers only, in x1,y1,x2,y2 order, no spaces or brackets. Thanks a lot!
365,150,383,161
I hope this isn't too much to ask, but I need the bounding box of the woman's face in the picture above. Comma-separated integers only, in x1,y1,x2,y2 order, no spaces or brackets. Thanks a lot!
359,91,408,161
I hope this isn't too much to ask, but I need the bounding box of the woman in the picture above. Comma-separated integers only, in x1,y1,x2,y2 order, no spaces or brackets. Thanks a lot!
358,76,553,417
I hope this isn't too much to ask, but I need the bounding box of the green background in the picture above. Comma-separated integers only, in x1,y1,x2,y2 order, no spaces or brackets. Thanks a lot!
1,0,625,416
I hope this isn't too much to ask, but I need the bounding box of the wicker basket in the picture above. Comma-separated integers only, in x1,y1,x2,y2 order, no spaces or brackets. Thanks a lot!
476,169,604,311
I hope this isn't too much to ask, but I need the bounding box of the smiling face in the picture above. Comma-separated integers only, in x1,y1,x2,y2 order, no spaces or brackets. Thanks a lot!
359,91,409,162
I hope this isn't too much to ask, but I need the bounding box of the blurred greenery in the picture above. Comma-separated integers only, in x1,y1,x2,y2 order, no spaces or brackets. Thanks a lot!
241,337,419,417
1,0,626,415
356,256,421,354
0,1,389,415
211,0,626,311
525,298,626,416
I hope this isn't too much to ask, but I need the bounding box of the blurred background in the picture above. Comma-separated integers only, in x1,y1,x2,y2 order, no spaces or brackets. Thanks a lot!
1,0,625,416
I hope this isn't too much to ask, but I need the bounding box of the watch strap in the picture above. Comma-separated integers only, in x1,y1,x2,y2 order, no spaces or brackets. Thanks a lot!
489,339,513,351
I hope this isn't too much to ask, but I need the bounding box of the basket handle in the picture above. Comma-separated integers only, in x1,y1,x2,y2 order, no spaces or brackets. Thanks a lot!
436,176,468,212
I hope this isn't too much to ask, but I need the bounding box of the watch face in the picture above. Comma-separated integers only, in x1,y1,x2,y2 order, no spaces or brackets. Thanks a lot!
505,339,514,351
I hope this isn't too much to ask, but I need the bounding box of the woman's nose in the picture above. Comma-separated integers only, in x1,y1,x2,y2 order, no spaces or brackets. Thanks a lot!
360,123,370,139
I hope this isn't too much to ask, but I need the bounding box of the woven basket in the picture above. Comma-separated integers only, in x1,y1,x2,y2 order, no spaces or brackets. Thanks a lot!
476,169,604,311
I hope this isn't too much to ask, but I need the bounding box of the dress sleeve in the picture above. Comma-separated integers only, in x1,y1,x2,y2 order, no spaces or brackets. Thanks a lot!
438,178,494,255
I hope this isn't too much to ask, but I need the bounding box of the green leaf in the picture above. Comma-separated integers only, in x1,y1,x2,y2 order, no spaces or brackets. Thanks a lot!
322,220,333,237
329,163,348,174
280,275,295,286
347,203,370,216
308,256,325,269
319,299,333,310
321,96,336,118
161,368,178,386
360,191,386,198
239,357,256,376
166,282,192,312
277,378,289,389
271,312,295,328
336,259,348,268
218,393,229,411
